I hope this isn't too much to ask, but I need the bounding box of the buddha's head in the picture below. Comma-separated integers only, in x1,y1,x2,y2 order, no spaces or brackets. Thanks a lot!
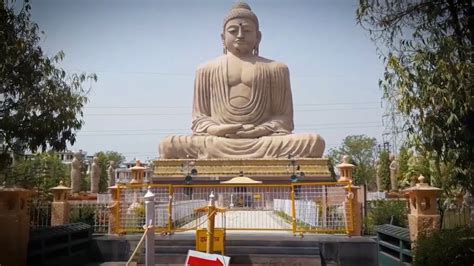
222,2,261,56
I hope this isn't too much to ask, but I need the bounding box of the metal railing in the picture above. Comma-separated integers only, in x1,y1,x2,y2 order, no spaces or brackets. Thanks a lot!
115,182,354,235
29,200,52,229
70,200,110,233
29,199,110,233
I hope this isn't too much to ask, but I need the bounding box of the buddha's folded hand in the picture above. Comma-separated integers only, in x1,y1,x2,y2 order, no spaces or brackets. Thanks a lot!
207,124,243,137
227,126,271,138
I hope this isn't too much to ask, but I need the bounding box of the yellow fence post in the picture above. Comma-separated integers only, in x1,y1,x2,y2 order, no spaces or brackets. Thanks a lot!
344,181,362,236
206,191,216,254
116,184,122,234
108,184,119,234
291,185,297,234
168,184,174,232
346,181,354,235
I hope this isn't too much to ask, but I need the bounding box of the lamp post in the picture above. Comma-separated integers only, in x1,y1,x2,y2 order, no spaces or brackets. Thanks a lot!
50,180,71,226
287,154,305,183
181,155,198,184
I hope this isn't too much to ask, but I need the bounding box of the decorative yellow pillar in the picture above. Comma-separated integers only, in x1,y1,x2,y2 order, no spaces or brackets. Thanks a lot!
108,185,119,234
0,187,32,266
344,183,362,236
50,181,71,226
130,160,145,184
206,192,216,254
336,155,362,236
404,175,441,245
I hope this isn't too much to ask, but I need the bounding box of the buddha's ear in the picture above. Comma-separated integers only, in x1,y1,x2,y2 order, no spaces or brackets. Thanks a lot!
221,33,227,54
257,31,262,45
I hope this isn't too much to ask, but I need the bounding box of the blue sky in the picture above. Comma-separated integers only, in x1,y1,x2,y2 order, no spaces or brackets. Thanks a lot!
30,0,384,161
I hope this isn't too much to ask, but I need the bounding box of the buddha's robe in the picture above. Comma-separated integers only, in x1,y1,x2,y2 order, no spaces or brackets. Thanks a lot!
159,56,325,159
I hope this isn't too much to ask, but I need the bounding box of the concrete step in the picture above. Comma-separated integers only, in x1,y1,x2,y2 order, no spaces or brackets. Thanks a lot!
225,239,320,247
93,233,377,266
153,238,321,247
226,246,319,256
136,253,322,266
231,254,321,266
152,245,319,256
141,235,322,264
154,245,195,254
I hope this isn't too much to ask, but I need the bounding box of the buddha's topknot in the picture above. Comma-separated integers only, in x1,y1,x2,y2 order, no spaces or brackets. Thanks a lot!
223,2,259,31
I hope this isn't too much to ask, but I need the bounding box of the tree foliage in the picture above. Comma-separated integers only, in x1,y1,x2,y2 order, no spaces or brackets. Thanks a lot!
94,151,124,192
357,0,474,194
413,227,474,266
397,146,410,186
9,152,68,199
378,149,391,191
329,135,378,186
0,1,97,171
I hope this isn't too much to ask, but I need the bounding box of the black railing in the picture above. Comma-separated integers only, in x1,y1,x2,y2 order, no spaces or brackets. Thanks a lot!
376,224,412,266
28,223,92,266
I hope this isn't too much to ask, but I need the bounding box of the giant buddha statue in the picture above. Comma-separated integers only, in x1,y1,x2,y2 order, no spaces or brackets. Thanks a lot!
159,2,325,159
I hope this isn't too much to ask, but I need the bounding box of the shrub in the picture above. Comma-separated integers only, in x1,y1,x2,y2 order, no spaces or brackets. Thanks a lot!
365,199,408,234
413,227,474,266
70,205,96,226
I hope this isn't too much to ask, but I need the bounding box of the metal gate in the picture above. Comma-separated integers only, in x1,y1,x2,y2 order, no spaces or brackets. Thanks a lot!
115,182,353,234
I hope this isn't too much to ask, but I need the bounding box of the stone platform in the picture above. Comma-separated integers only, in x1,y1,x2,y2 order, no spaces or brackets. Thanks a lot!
152,158,332,184
88,231,378,266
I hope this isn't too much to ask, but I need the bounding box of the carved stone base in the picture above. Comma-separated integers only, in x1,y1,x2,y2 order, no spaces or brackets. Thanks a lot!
408,213,440,243
153,158,331,184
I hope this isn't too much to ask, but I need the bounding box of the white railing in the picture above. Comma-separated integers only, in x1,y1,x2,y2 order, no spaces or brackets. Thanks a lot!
367,192,386,201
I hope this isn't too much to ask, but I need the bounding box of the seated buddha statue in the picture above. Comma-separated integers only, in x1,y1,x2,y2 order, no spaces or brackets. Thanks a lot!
159,2,325,159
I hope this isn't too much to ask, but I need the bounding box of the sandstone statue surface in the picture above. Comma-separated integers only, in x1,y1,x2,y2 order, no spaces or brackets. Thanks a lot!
107,161,116,187
159,2,325,159
70,152,82,193
90,156,100,193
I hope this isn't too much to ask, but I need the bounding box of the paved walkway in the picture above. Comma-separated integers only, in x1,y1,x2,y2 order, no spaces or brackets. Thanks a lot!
182,210,292,230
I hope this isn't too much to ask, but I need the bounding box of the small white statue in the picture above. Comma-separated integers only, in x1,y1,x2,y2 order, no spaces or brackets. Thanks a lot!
389,154,399,192
107,160,116,187
90,157,100,193
70,152,82,193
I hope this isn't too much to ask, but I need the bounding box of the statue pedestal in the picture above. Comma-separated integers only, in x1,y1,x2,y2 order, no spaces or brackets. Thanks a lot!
152,158,331,184
51,201,70,226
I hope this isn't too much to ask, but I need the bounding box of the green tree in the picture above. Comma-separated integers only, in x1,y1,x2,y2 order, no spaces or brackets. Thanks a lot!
397,146,410,187
0,1,97,181
357,0,474,194
10,152,68,200
329,135,378,186
378,149,391,191
94,151,124,192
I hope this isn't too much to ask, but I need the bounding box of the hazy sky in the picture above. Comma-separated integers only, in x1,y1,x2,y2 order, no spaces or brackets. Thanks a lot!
30,0,385,161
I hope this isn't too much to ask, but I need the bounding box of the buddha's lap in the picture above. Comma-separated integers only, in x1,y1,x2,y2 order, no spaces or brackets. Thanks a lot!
159,133,325,159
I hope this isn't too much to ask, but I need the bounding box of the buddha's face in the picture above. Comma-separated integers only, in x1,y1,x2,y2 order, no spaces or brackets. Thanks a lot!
222,18,261,56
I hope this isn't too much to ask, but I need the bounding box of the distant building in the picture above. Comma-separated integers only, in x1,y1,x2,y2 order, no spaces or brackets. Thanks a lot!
115,159,153,184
